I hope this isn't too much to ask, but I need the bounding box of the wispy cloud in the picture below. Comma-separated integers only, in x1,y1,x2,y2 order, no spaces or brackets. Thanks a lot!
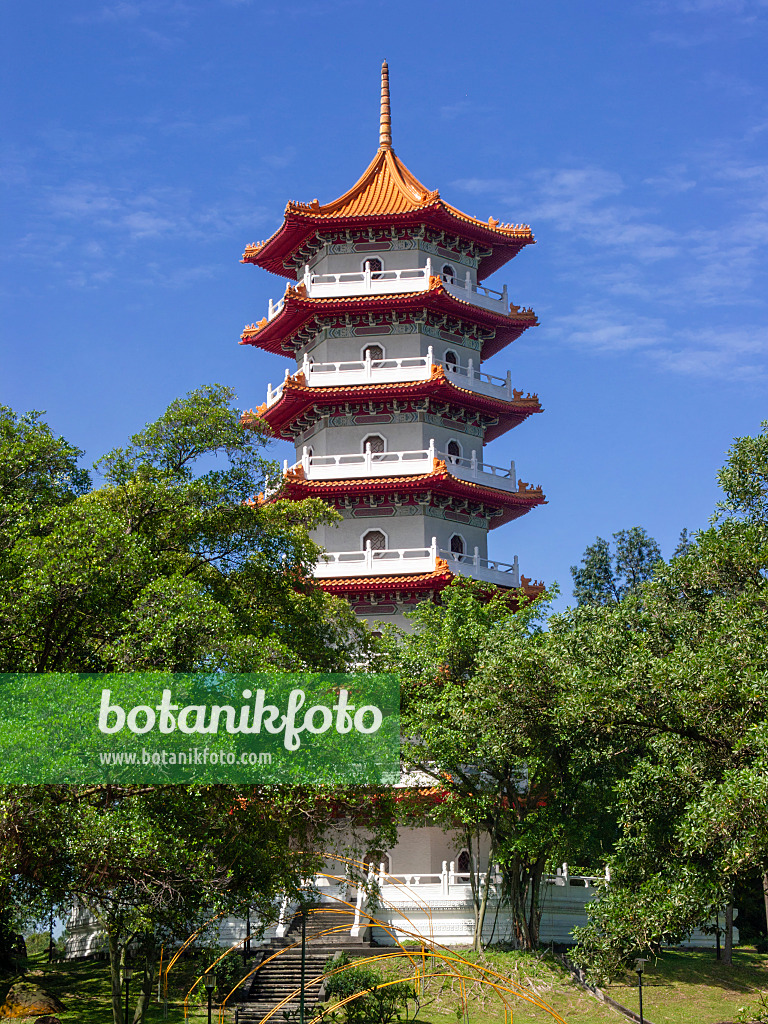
39,179,263,242
648,0,768,43
547,308,768,383
650,326,768,381
451,143,768,383
662,0,768,11
547,311,669,354
642,165,698,194
73,0,195,23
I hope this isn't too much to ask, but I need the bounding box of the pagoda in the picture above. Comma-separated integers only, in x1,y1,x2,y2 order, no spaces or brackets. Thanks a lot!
241,63,545,629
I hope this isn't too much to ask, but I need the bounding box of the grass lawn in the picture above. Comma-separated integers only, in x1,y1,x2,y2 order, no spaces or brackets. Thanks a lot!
2,947,767,1023
0,953,228,1021
603,948,768,1024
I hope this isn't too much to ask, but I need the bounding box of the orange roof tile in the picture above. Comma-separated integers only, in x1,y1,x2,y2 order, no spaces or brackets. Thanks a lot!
241,149,533,263
240,63,534,281
238,279,537,357
266,464,546,528
291,147,438,220
317,567,455,592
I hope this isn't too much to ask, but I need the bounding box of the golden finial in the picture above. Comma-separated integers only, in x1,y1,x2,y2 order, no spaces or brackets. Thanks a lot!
380,60,392,149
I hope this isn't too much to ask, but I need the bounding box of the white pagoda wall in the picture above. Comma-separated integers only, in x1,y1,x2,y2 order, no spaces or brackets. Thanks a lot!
297,333,480,377
305,246,479,288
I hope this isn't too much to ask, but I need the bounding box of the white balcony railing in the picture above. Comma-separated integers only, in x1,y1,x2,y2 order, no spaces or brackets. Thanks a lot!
287,443,435,480
314,538,439,578
441,548,521,588
313,537,522,588
306,264,428,299
262,259,510,323
263,348,514,407
283,441,517,493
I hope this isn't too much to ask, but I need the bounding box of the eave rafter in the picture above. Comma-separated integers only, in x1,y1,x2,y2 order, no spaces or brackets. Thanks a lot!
239,281,537,359
318,571,545,604
241,366,542,444
263,462,546,529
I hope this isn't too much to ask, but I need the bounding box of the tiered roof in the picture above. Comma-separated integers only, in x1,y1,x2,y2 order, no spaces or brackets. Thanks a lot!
242,62,534,283
239,281,537,359
322,570,545,605
274,461,546,529
243,366,542,444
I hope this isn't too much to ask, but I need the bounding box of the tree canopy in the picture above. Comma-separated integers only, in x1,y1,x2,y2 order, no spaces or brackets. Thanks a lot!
0,385,368,673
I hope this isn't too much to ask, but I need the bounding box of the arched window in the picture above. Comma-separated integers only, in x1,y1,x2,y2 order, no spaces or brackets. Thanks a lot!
442,264,456,284
362,434,386,454
457,849,471,879
444,350,458,370
446,439,462,464
364,257,384,280
450,534,465,556
363,530,386,551
363,344,384,363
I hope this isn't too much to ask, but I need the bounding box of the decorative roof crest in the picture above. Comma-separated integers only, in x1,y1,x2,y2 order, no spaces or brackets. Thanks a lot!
380,60,392,149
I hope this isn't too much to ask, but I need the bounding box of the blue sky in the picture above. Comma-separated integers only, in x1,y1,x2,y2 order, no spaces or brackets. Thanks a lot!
2,0,767,607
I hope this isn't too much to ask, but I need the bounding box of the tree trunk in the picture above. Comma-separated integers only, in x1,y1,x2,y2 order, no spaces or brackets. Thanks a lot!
504,855,534,951
462,828,482,951
762,872,768,936
473,839,496,952
108,930,125,1024
132,937,156,1024
526,854,546,949
722,904,734,965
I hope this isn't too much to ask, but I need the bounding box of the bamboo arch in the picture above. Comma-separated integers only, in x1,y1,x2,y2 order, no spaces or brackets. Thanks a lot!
165,853,570,1024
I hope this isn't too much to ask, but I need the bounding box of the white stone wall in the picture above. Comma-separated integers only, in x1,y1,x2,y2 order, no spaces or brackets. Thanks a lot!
295,331,479,370
306,246,478,289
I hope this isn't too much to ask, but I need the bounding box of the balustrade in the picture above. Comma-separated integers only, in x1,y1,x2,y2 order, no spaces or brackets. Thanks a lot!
313,536,523,587
282,440,517,491
261,258,511,320
263,348,516,406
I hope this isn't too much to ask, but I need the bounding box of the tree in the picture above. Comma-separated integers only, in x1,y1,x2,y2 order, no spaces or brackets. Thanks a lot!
545,434,768,978
570,527,661,606
2,784,334,1023
715,419,768,527
0,387,384,1022
0,406,90,549
378,581,617,951
0,386,369,673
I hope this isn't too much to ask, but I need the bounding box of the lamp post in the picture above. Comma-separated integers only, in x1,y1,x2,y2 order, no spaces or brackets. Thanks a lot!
203,973,215,1024
123,964,134,1024
300,908,306,1024
634,958,647,1024
243,905,251,967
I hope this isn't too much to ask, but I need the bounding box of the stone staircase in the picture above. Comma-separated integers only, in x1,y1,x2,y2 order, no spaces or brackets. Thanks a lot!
233,906,371,1024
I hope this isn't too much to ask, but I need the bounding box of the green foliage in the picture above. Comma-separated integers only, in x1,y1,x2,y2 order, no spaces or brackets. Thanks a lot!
570,527,662,606
319,951,418,1024
715,419,768,527
0,406,90,547
0,386,370,673
738,990,768,1024
377,579,619,950
571,870,721,982
554,430,768,978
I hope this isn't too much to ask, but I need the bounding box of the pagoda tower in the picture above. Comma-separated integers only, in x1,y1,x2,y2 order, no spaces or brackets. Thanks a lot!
241,64,545,629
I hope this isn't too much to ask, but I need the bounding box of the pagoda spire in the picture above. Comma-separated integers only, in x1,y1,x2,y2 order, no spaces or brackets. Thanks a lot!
379,60,392,149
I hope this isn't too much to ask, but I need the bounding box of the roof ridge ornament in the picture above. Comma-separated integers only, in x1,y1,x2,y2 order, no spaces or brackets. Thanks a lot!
380,60,392,149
